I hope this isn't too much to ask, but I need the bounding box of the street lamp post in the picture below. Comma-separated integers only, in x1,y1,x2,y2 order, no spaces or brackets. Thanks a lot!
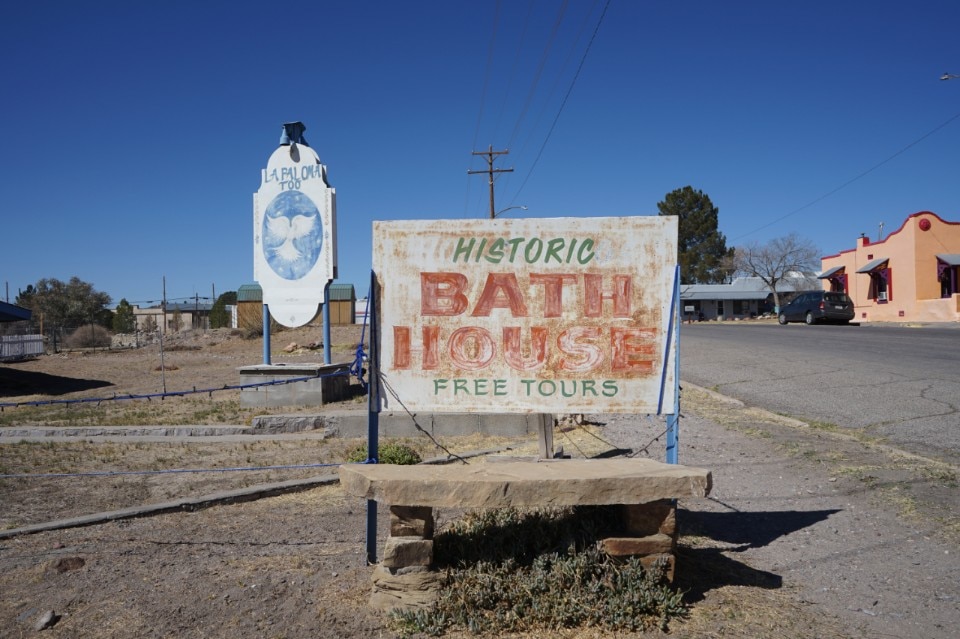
494,205,528,218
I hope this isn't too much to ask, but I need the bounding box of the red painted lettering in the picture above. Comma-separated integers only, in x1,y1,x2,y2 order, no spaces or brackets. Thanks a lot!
421,272,469,316
610,327,656,374
502,326,548,371
557,326,604,372
393,325,440,370
584,274,632,318
471,273,529,317
529,273,576,318
448,326,496,370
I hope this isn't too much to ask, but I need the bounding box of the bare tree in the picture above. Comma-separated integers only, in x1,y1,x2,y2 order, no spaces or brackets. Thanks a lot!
734,233,820,312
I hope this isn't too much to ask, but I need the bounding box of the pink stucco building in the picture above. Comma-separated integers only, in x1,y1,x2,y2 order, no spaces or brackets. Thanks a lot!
819,211,960,323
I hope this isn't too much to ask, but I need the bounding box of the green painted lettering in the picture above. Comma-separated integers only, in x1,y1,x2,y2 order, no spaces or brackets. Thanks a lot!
484,238,506,264
453,238,474,262
545,238,566,263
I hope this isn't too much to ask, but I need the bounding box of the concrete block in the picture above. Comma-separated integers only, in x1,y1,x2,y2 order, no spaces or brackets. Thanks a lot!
238,363,351,408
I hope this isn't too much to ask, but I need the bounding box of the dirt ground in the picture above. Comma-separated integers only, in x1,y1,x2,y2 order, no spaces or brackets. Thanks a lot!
1,327,958,638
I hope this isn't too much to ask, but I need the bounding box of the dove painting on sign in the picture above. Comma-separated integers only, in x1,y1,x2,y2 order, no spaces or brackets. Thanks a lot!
262,190,323,280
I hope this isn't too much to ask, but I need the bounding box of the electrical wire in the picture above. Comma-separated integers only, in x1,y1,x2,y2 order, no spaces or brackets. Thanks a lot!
509,0,611,204
733,108,960,241
505,0,569,151
465,0,502,217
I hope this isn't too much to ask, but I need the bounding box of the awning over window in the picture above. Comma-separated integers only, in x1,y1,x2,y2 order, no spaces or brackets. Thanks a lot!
856,258,889,274
936,254,960,266
818,266,845,279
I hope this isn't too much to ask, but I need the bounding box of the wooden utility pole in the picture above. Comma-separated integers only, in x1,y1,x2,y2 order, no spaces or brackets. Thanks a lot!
468,145,513,218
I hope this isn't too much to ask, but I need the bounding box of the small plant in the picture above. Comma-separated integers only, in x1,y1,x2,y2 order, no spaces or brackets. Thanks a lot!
345,442,421,465
393,506,686,635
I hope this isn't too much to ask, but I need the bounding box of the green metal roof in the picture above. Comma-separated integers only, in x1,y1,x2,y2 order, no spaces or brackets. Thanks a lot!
328,283,355,301
237,284,263,302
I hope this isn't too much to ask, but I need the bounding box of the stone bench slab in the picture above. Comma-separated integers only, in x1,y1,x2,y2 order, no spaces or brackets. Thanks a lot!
339,458,711,509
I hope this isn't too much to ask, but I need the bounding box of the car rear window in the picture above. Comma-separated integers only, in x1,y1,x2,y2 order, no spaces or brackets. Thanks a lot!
824,293,850,304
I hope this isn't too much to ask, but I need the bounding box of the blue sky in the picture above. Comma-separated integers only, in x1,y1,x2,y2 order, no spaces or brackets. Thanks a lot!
2,1,958,308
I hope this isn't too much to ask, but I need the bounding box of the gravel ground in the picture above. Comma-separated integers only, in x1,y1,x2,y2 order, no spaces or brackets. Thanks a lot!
598,386,959,639
1,328,958,638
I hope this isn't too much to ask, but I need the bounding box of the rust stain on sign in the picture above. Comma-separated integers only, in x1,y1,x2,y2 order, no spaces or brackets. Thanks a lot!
373,216,678,414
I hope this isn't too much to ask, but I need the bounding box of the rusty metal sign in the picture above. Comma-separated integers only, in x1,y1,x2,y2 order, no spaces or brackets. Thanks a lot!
373,216,678,414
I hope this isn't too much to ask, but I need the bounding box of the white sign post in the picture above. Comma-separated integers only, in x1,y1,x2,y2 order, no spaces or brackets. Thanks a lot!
373,216,678,415
253,122,337,328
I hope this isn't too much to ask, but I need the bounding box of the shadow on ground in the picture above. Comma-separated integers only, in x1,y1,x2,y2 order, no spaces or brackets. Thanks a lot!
676,507,841,601
0,366,114,398
683,506,840,549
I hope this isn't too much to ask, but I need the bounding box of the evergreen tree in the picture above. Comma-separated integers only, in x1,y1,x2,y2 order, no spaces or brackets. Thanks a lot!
657,186,734,284
209,291,237,329
113,298,137,333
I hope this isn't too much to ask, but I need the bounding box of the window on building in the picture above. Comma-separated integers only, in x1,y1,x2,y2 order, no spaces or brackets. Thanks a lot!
937,257,960,298
867,268,892,303
828,274,847,293
858,259,891,303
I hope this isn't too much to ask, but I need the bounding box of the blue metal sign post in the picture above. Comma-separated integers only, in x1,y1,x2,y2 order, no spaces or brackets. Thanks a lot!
661,265,681,464
366,270,380,564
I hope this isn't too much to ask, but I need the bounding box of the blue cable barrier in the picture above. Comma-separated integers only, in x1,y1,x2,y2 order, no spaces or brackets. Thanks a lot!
1,342,370,411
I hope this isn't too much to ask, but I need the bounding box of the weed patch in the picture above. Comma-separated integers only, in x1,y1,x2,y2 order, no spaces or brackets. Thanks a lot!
393,507,685,635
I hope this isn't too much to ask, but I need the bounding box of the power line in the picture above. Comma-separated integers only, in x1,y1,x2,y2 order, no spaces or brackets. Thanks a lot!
733,108,960,241
465,0,502,217
508,0,611,204
505,0,569,151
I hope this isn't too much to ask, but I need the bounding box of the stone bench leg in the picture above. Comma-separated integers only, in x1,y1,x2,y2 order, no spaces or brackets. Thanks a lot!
600,500,677,582
369,506,442,613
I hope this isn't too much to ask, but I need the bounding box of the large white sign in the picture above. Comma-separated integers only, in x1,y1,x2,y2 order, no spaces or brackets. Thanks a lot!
253,125,337,327
373,216,678,414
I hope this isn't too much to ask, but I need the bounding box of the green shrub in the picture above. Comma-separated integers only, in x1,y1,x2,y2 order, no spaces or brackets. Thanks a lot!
346,442,421,465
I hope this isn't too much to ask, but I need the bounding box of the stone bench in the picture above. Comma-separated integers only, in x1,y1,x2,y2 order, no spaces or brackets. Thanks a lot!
338,458,712,612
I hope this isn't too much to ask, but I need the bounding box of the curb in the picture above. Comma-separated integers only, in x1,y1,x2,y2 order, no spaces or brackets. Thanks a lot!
0,447,507,540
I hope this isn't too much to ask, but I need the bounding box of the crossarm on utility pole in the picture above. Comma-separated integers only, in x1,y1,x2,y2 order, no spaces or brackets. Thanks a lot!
468,145,513,218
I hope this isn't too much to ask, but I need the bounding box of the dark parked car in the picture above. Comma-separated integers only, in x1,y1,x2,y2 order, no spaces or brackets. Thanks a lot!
778,291,855,325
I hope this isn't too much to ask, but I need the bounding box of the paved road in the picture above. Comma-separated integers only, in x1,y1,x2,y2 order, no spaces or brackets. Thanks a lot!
679,321,960,467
